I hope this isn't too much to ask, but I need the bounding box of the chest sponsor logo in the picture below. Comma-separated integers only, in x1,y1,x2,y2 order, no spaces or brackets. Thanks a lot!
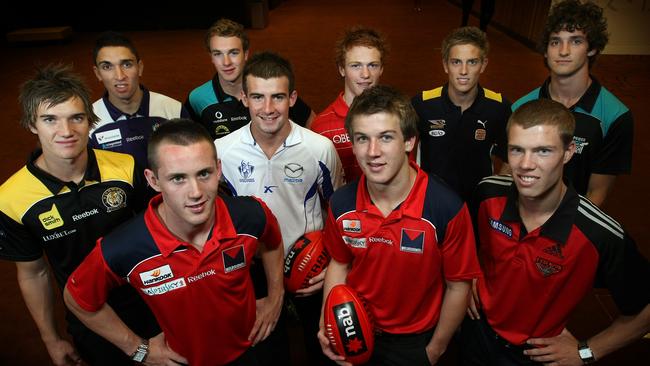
400,229,425,253
139,264,174,286
39,204,64,230
223,245,246,273
429,130,445,137
238,160,255,182
42,229,77,242
102,187,127,212
488,218,512,238
543,244,564,259
94,129,122,144
284,163,304,183
214,125,230,137
534,257,563,277
215,111,223,119
474,124,486,141
572,136,589,154
126,135,145,143
343,236,366,248
72,208,99,222
368,237,393,245
141,278,186,296
428,120,446,136
342,220,361,233
187,268,217,283
332,133,350,144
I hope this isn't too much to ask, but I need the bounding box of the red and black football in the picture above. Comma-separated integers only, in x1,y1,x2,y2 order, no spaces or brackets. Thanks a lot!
283,230,330,293
323,284,374,365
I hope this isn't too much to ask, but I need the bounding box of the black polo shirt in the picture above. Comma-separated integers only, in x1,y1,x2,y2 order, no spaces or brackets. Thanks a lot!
412,84,511,201
512,77,633,195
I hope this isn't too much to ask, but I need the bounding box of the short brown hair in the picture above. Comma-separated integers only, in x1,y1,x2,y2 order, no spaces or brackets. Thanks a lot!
147,118,215,172
19,64,98,130
507,99,575,148
345,85,418,142
335,26,389,68
441,26,489,62
204,18,249,52
242,51,295,95
540,0,608,66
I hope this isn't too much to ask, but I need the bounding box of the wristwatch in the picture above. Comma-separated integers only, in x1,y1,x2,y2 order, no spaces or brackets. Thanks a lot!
130,339,149,363
578,340,596,364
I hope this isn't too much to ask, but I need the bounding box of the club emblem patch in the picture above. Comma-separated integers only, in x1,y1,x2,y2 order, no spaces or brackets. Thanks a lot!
535,257,562,277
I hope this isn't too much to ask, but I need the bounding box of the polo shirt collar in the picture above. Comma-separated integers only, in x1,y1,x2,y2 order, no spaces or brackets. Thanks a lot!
333,92,350,118
356,162,427,219
212,74,237,102
539,77,601,113
441,83,485,113
240,120,302,148
145,195,238,257
499,182,579,245
26,148,100,195
101,85,150,120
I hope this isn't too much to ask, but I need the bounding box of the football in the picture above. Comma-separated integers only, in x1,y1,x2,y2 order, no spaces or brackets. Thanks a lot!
323,284,374,364
283,230,330,293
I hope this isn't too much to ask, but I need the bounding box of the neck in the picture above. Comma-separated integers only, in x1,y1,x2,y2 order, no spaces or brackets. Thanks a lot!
109,86,143,115
366,163,417,217
447,85,479,112
219,75,243,100
35,150,88,184
157,203,214,252
343,89,356,107
549,70,591,108
518,182,566,232
251,122,292,159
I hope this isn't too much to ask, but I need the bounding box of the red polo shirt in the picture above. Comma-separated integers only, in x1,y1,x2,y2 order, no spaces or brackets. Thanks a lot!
325,164,481,333
67,194,281,366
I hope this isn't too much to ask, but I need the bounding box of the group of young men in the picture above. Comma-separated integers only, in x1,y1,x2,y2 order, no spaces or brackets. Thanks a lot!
0,0,648,365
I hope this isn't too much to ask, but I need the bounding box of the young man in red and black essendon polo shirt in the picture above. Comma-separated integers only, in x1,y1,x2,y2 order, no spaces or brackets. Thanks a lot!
64,119,285,366
317,85,481,366
461,99,650,366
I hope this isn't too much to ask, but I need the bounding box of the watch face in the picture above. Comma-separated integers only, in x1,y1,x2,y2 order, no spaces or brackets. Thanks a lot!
133,351,146,362
579,347,593,359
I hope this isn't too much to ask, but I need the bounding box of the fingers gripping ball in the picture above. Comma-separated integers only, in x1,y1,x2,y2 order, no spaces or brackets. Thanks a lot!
324,284,374,364
283,230,330,293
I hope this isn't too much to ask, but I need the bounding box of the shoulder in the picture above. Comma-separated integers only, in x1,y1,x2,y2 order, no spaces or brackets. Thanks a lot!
148,91,183,117
481,87,506,104
220,195,269,236
299,126,337,153
100,213,158,276
0,166,45,221
329,181,359,218
512,88,542,111
574,195,626,243
593,85,630,122
94,149,136,183
475,175,513,202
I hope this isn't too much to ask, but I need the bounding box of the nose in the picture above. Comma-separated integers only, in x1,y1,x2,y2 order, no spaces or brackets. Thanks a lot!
58,120,73,137
460,62,469,75
559,41,570,56
223,54,231,66
360,65,370,78
368,138,381,157
520,151,536,170
263,97,274,113
115,65,126,80
188,178,202,199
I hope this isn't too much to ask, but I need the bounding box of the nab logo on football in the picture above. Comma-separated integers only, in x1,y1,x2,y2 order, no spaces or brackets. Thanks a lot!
334,302,368,356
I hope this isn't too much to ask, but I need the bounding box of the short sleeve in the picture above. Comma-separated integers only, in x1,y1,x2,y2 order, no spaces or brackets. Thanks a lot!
323,207,353,264
0,210,42,261
441,204,482,281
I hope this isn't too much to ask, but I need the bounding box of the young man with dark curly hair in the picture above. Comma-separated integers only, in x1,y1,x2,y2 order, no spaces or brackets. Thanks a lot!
508,0,633,207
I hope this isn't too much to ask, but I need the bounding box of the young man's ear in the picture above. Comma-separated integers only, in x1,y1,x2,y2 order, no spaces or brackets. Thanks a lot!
405,135,417,153
564,141,576,164
144,169,162,192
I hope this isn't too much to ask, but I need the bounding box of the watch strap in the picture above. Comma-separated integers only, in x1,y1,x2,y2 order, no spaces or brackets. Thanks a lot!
578,340,596,364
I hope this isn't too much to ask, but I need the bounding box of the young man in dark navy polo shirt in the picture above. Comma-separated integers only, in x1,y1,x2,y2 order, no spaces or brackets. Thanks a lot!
89,31,188,171
318,85,481,366
0,64,158,366
185,18,315,139
412,26,510,202
462,99,650,365
64,119,285,366
509,0,633,207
